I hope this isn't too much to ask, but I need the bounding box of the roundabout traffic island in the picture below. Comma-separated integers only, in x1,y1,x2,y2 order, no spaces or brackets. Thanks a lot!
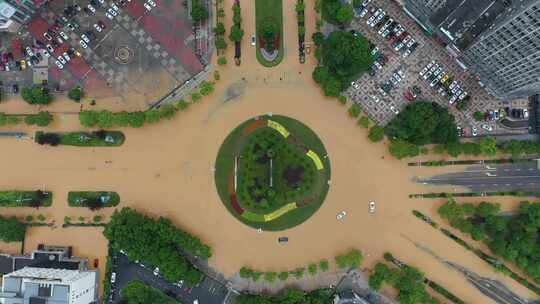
214,115,331,231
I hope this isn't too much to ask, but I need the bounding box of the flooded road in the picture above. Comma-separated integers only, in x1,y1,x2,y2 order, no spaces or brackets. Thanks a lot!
0,1,538,303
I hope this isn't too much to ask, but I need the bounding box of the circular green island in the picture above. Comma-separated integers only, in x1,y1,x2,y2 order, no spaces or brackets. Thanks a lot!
214,115,331,231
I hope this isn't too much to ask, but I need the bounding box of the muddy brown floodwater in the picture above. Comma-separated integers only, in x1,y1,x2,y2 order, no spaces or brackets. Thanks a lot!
0,0,538,303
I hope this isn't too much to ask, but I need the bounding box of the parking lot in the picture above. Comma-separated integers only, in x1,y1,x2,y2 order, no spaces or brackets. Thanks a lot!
346,0,531,137
0,0,209,107
109,252,231,304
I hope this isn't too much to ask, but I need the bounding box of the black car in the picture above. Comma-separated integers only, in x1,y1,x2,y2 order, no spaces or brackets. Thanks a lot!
12,84,19,94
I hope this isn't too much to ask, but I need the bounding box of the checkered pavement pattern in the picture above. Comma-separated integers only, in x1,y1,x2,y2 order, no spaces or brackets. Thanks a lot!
115,12,192,83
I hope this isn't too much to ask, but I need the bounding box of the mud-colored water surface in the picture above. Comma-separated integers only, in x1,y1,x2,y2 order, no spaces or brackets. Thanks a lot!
0,0,538,303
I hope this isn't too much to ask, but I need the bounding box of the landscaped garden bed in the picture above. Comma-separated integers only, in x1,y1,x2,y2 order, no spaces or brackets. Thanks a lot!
0,190,52,207
68,191,120,209
35,130,125,147
255,0,284,67
215,115,331,231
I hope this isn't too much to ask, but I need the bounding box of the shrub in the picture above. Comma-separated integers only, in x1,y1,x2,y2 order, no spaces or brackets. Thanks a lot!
218,56,227,65
68,87,83,102
278,271,289,281
24,111,53,127
348,104,361,117
121,281,177,304
337,95,347,104
93,215,102,223
214,70,221,81
473,111,484,122
191,92,202,102
25,215,33,222
292,267,305,279
335,249,363,269
199,81,215,96
239,267,253,278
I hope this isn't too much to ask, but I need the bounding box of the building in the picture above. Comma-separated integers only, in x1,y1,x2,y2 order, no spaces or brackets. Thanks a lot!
0,0,44,31
403,0,540,100
0,245,99,304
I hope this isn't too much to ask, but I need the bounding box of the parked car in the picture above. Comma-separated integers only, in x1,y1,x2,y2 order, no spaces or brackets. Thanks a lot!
57,55,66,64
43,32,53,41
81,34,90,43
251,35,256,46
59,31,69,40
336,211,347,220
390,105,399,114
369,201,375,213
471,126,478,136
87,4,96,14
93,23,103,32
481,124,493,132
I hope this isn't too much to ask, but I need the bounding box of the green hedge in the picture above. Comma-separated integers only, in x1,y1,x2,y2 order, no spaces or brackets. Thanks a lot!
35,131,125,147
67,192,120,208
0,190,52,207
121,280,179,304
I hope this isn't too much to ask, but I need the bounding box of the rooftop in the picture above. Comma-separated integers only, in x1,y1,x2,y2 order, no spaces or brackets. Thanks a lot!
430,0,510,49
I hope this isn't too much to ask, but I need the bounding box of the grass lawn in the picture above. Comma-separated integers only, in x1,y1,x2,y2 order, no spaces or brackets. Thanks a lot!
67,191,120,207
214,115,331,231
0,191,52,207
255,0,284,67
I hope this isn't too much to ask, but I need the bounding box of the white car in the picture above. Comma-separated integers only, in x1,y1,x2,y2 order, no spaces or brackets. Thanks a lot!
336,211,346,220
93,23,103,32
57,55,66,64
373,61,383,70
359,8,368,18
111,3,120,10
119,249,127,255
471,126,478,136
55,60,64,69
524,108,529,118
43,32,53,41
351,81,360,89
390,105,399,114
449,95,458,105
87,4,96,14
370,46,379,56
46,44,54,52
59,31,69,40
367,16,376,26
419,67,429,77
458,92,467,100
369,201,375,213
372,95,380,103
147,0,156,7
108,8,118,16
63,52,71,62
481,124,493,132
79,40,88,49
153,267,160,276
25,46,34,57
393,42,404,51
106,12,114,19
111,272,116,283
402,49,411,58
42,49,50,58
98,0,105,4
81,34,90,43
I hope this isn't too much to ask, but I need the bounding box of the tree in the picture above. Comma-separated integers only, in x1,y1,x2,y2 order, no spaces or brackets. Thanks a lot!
308,263,317,275
319,259,329,271
335,249,363,269
368,125,384,142
474,111,484,121
215,37,227,50
199,81,214,96
121,281,177,304
159,104,177,120
239,267,254,278
358,116,369,128
479,137,497,156
312,66,330,84
214,22,226,35
388,140,420,159
21,87,52,105
97,110,114,128
323,77,341,97
68,86,83,102
35,132,61,146
25,111,53,127
385,101,458,146
321,31,373,89
191,0,209,22
229,24,244,42
191,92,202,102
369,263,389,290
144,109,161,124
79,110,99,127
0,215,26,242
336,3,354,24
264,271,277,282
278,271,289,280
260,20,278,51
312,32,324,46
295,1,305,12
348,104,361,117
352,0,363,8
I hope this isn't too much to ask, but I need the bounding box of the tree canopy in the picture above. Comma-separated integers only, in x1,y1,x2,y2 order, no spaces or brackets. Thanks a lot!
0,215,26,242
385,101,458,146
438,200,540,283
104,207,211,286
322,0,353,25
191,0,209,21
21,87,52,105
320,31,373,89
235,287,333,304
120,281,177,304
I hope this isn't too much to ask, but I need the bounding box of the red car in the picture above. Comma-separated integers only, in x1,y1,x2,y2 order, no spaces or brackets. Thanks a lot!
403,91,414,102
